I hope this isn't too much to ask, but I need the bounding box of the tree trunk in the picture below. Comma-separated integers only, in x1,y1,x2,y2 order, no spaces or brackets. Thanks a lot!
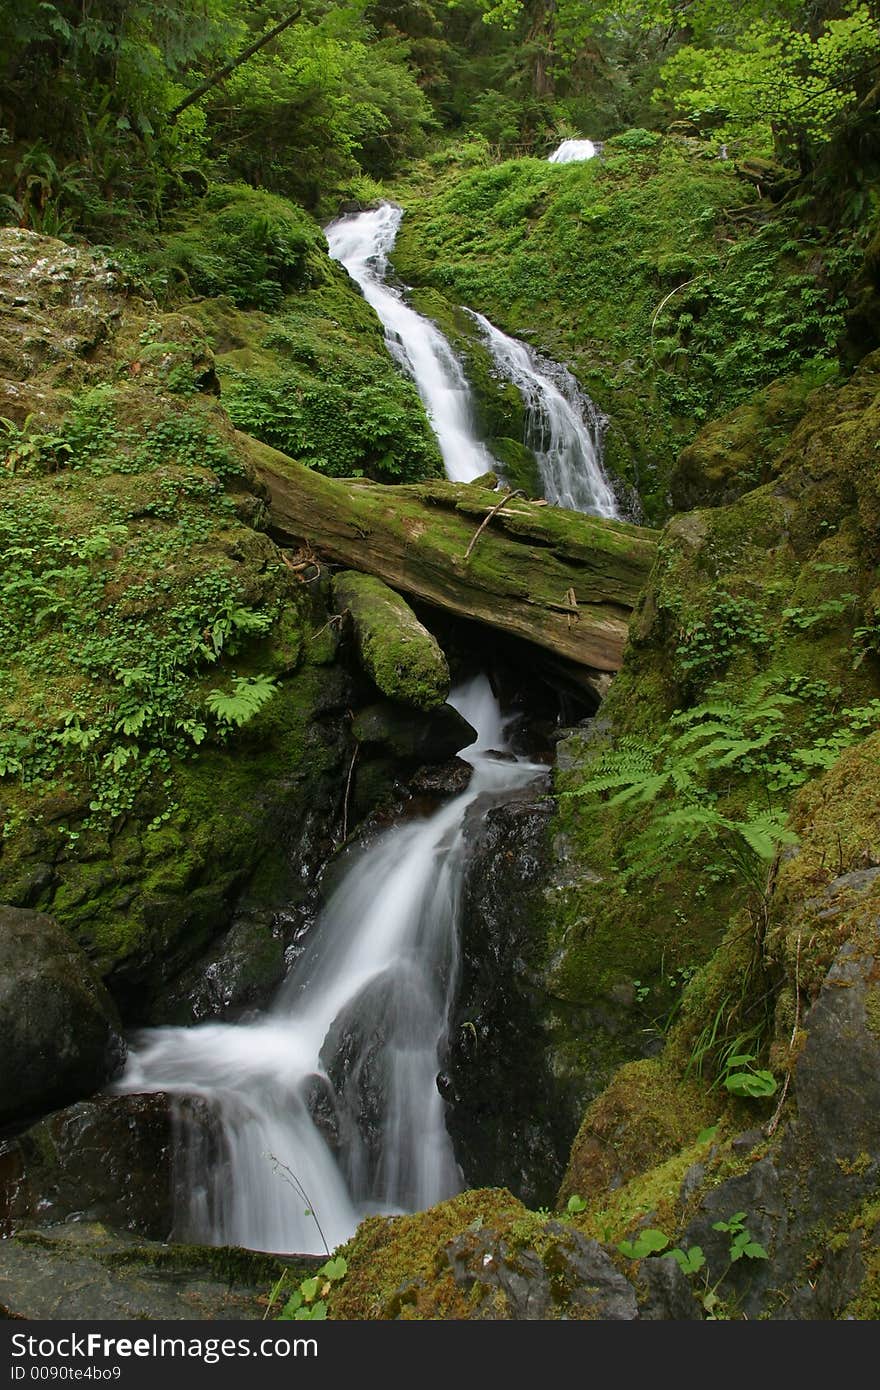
242,434,658,677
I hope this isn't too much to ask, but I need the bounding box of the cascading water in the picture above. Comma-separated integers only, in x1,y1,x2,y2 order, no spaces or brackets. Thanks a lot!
117,678,546,1253
328,203,616,516
115,199,606,1256
469,311,618,518
325,204,496,484
547,138,597,164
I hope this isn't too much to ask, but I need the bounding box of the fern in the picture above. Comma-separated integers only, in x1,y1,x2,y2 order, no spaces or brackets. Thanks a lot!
205,674,278,728
563,685,810,895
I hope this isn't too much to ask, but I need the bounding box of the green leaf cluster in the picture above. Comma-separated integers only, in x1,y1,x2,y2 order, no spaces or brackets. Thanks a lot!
276,1256,348,1321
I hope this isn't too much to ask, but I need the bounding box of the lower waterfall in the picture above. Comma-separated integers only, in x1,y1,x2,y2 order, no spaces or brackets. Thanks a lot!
117,677,546,1253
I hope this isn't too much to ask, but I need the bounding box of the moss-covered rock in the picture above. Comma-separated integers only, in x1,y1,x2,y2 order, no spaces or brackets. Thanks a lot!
190,259,444,485
538,349,880,1121
0,229,361,1019
558,1058,716,1209
332,570,450,710
0,1221,303,1321
669,363,838,511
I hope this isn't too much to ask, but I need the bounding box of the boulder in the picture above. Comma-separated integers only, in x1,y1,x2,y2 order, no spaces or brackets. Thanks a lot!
351,701,476,762
0,905,125,1124
0,1221,309,1321
0,1093,173,1239
445,787,581,1208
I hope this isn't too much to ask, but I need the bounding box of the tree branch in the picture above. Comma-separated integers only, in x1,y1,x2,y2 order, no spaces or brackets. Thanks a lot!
166,7,303,123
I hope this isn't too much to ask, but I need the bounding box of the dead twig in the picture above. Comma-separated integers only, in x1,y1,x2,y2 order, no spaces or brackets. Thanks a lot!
463,489,526,561
341,740,359,843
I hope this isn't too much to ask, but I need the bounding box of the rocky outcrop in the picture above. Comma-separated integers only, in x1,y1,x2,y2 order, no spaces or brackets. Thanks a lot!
669,368,828,511
351,701,476,763
443,788,582,1207
0,1094,174,1238
0,1221,307,1321
0,905,124,1124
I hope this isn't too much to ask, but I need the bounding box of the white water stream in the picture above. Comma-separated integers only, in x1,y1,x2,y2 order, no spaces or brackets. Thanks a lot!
547,138,597,164
327,201,616,516
469,312,618,517
118,680,545,1253
325,204,495,483
116,199,611,1255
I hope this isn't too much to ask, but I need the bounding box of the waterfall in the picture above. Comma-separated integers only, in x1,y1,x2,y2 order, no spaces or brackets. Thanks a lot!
469,311,618,518
547,139,596,164
117,678,546,1254
115,201,611,1257
325,204,496,484
327,203,616,516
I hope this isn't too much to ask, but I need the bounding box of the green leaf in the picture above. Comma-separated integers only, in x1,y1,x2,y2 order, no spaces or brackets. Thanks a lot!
743,1241,769,1260
619,1228,670,1259
666,1245,705,1274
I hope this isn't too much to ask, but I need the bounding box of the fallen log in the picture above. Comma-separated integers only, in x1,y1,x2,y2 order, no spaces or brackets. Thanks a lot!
242,434,659,674
331,570,451,711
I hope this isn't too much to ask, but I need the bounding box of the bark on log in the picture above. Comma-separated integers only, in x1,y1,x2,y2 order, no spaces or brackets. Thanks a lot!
243,434,659,674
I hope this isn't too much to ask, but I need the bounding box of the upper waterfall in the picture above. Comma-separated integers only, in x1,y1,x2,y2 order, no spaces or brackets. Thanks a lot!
470,311,618,518
547,139,597,164
325,204,496,484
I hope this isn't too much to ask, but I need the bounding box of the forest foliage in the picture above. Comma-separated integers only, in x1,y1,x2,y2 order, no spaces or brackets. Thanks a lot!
2,0,879,244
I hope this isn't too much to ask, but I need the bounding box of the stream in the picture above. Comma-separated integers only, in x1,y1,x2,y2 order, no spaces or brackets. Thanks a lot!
117,203,615,1255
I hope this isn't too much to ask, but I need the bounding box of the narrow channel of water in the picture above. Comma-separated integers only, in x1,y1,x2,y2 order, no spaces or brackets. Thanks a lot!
116,200,612,1254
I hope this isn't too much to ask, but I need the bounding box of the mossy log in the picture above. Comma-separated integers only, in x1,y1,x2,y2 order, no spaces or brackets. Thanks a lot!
244,434,659,673
331,570,450,710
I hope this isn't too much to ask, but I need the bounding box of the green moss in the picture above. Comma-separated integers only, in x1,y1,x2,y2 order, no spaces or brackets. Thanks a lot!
331,1188,527,1320
191,262,443,485
839,1198,880,1319
146,183,329,310
558,1058,717,1210
331,571,450,711
670,363,839,511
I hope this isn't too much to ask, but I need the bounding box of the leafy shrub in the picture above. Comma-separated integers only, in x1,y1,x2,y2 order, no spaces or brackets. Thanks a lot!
158,184,328,310
223,368,442,483
609,128,663,151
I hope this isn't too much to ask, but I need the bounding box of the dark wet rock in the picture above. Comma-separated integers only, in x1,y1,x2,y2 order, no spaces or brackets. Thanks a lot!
679,1157,787,1319
157,911,287,1025
320,977,392,1180
303,1074,341,1151
0,1220,310,1320
636,1255,702,1320
408,758,473,798
674,929,880,1318
352,700,476,762
445,786,583,1208
443,1221,638,1320
776,1230,866,1320
0,1094,173,1239
0,905,125,1124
